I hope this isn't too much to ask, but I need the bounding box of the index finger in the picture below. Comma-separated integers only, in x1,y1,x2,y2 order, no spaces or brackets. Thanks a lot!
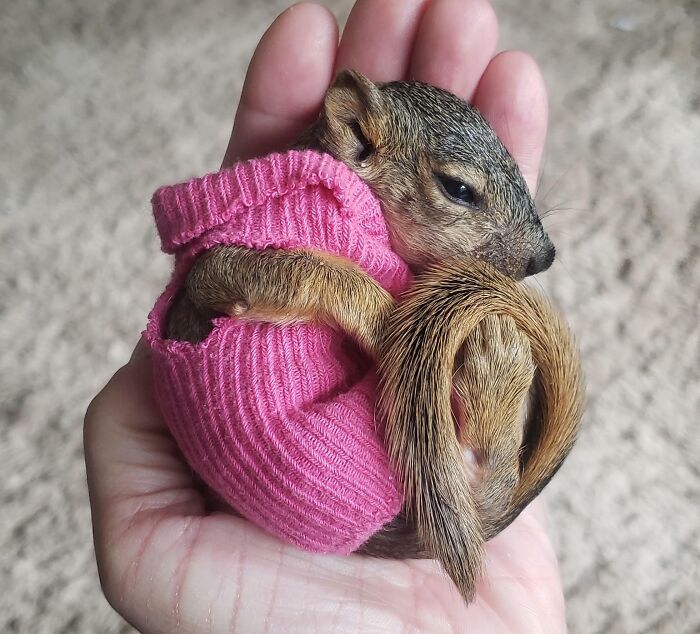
222,3,338,165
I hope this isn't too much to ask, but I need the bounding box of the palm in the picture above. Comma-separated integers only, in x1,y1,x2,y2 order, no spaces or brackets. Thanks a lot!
85,1,563,632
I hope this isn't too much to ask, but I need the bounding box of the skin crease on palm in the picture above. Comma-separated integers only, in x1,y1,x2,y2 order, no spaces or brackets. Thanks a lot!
83,0,566,632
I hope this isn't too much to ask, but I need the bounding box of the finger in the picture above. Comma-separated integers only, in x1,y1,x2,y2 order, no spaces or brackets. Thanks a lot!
473,50,548,194
84,353,204,543
129,337,149,363
84,353,215,629
222,3,338,165
335,0,430,81
409,0,499,101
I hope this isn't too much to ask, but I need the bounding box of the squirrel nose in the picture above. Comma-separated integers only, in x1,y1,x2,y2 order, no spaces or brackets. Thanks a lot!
525,244,556,276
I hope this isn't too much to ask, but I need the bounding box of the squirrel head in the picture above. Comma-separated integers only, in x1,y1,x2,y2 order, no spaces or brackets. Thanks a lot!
301,70,554,278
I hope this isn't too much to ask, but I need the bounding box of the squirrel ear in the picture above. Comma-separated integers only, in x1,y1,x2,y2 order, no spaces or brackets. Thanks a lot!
323,69,384,128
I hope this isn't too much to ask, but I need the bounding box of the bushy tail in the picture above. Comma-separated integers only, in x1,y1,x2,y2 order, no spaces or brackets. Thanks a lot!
377,259,585,600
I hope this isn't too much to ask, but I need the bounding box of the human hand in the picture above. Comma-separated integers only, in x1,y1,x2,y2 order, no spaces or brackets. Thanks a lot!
85,1,564,632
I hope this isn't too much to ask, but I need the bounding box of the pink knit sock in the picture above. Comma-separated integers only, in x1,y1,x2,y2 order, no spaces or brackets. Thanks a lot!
144,150,412,553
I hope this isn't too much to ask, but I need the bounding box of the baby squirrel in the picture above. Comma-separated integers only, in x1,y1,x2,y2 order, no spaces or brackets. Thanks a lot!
169,69,555,341
166,70,584,602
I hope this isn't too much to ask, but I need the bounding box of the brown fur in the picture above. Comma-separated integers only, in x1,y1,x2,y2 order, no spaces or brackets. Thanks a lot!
454,314,536,527
165,71,584,604
295,70,554,278
167,245,393,356
358,260,584,601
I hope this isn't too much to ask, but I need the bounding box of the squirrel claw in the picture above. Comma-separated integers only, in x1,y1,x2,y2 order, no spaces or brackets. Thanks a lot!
229,301,249,316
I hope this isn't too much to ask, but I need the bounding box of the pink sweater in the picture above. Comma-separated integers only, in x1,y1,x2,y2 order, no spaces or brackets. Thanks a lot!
144,150,412,553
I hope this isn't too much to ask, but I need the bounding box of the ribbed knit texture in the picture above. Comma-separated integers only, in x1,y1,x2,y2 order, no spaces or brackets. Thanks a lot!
144,150,412,554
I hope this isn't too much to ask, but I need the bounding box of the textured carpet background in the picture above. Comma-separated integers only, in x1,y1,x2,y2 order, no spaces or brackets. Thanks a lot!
1,0,698,632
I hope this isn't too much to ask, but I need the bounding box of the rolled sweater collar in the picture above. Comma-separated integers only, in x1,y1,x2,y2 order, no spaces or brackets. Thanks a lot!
150,150,411,296
153,150,382,253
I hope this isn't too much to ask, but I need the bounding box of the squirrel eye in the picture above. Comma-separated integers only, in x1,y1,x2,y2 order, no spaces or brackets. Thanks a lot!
436,173,480,207
350,121,374,162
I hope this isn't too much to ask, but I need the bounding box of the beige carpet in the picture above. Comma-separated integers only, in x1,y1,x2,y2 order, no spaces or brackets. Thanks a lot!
2,0,698,632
